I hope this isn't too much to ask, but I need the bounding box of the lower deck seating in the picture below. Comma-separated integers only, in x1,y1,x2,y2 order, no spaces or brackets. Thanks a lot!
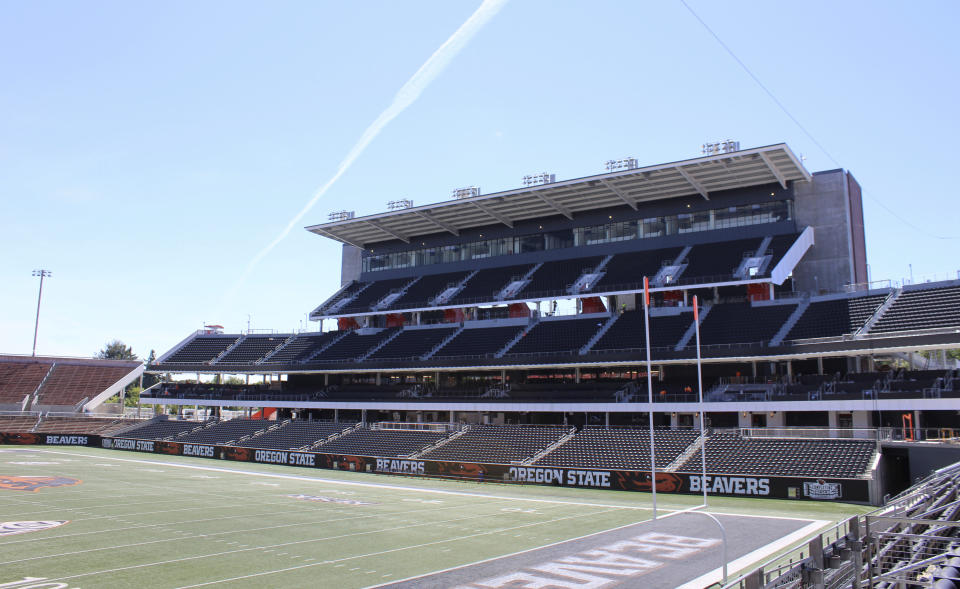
678,432,876,478
534,428,700,470
120,419,210,440
179,419,274,445
420,425,569,463
241,421,354,450
431,325,523,358
315,427,447,457
694,302,795,347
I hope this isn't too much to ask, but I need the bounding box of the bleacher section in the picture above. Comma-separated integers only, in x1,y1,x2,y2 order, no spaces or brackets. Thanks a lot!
695,302,796,347
0,415,40,431
240,421,354,450
678,432,876,478
315,427,448,457
367,327,459,361
506,317,602,356
34,364,135,407
0,362,49,404
534,428,700,470
421,425,569,463
518,257,602,298
431,325,523,359
872,285,960,334
163,336,239,364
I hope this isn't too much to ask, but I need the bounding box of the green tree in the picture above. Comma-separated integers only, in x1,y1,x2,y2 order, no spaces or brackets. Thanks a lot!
97,340,138,360
142,350,159,389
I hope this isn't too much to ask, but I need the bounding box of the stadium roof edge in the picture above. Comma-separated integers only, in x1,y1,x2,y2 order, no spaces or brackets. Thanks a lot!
305,143,811,249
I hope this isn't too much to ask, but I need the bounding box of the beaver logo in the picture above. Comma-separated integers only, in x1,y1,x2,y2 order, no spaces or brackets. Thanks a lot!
0,476,81,492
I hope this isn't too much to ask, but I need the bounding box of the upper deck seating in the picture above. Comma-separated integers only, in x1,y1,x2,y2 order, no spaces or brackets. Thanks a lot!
385,271,470,310
217,335,286,364
164,336,239,364
786,294,887,340
506,317,602,356
872,285,960,334
420,425,569,463
431,325,524,359
308,328,400,363
338,278,411,314
517,257,603,299
316,281,368,314
263,332,341,365
590,247,683,292
682,238,763,282
366,327,459,361
448,264,535,306
315,427,447,457
534,428,700,470
694,302,796,347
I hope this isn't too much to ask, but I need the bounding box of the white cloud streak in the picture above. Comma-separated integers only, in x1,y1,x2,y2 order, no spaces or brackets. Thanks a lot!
221,0,509,311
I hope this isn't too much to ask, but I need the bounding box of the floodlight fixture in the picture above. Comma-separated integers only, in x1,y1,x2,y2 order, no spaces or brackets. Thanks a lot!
31,269,52,356
522,172,555,187
451,186,480,199
605,157,638,172
328,210,355,222
387,199,414,210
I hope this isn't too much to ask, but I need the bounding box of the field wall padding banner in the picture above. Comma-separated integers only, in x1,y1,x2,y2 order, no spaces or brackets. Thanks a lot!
0,432,870,502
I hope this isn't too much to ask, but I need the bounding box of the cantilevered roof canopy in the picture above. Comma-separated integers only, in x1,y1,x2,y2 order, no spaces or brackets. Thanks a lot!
306,143,810,249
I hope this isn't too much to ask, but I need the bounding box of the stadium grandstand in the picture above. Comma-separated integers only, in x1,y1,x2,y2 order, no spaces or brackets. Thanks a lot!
4,143,959,506
0,354,143,413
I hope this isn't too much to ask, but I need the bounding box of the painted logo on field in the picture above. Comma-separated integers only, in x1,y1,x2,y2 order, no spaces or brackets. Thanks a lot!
803,479,842,500
0,520,69,537
287,494,374,506
0,476,81,492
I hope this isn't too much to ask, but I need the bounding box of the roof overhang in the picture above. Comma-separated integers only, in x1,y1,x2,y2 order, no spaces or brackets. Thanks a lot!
306,143,811,248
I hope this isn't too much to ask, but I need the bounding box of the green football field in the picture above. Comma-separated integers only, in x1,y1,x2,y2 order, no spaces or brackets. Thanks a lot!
0,445,872,588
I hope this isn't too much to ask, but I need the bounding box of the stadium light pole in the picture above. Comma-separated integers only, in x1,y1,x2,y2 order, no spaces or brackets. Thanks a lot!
694,294,707,507
643,277,658,519
31,269,52,357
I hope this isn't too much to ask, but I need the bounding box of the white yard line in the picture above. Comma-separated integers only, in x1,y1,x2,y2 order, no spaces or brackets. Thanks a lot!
37,448,671,512
675,519,831,589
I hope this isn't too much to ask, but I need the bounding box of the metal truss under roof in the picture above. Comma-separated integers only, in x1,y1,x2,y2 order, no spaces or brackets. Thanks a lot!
306,143,811,249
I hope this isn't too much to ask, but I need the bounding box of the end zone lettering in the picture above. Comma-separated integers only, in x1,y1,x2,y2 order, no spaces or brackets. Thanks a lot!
182,444,215,458
253,450,315,466
689,475,769,496
375,458,425,475
45,435,88,446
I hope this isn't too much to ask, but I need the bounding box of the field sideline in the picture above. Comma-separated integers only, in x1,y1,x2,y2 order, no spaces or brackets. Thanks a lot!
0,446,872,588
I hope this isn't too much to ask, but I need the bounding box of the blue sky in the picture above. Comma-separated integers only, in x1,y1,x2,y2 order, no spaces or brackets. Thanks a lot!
2,1,958,359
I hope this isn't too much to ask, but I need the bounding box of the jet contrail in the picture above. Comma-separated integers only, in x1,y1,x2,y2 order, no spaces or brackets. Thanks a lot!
220,0,509,311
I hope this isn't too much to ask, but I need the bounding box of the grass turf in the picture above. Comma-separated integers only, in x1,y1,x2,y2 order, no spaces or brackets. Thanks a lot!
0,446,873,588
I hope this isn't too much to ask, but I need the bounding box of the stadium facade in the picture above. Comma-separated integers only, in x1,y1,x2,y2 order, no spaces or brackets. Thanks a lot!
145,143,958,434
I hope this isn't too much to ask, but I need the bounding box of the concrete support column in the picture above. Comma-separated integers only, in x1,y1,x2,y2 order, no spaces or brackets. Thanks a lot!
683,290,688,306
416,411,423,423
376,372,382,386
435,371,441,390
768,283,775,300
334,408,339,422
361,409,367,426
605,412,609,428
817,356,824,375
324,373,329,386
767,411,785,427
669,413,679,428
786,360,793,378
751,361,758,378
575,367,581,384
738,411,751,428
